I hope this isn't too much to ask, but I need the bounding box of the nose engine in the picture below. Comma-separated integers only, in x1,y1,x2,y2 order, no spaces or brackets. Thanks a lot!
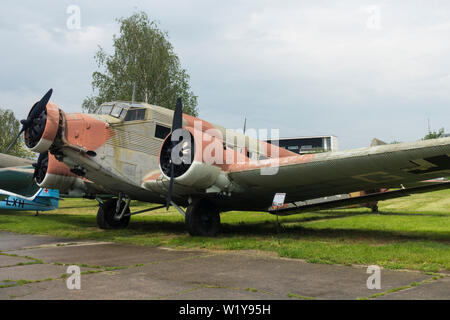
24,102,60,153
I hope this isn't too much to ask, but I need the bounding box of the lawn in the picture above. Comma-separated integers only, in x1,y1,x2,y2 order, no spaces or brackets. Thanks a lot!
0,189,449,273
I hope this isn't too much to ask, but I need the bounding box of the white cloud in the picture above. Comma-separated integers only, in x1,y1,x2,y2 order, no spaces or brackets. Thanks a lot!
0,0,449,149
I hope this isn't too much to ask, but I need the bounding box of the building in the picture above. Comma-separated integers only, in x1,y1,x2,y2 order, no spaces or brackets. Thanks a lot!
267,135,338,154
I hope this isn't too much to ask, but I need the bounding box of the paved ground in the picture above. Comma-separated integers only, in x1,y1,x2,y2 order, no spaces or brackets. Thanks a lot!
0,231,448,300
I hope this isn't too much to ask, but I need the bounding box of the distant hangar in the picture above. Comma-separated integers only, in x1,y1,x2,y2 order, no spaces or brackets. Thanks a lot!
267,135,338,154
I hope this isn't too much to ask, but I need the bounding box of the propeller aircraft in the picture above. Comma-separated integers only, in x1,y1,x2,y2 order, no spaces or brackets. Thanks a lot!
6,89,450,236
0,187,59,212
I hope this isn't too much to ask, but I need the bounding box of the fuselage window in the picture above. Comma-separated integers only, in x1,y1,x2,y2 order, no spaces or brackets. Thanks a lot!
124,109,146,121
155,124,171,140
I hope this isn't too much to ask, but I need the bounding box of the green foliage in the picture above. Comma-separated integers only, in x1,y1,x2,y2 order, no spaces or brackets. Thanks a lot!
0,189,449,272
0,108,35,159
423,128,445,140
83,11,198,116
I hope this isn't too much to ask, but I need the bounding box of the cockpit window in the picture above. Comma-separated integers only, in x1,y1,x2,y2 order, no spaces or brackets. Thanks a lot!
119,108,128,119
124,108,146,121
98,105,113,115
97,102,147,121
110,106,122,118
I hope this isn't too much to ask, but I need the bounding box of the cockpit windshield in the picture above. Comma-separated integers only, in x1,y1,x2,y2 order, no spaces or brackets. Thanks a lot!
110,106,122,118
98,104,113,115
96,102,147,121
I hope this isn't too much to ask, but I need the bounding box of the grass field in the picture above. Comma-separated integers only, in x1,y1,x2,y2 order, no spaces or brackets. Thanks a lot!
0,189,449,273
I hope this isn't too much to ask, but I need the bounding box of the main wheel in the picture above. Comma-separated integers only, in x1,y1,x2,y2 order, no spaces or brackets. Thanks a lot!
97,198,130,229
370,203,379,213
185,199,220,237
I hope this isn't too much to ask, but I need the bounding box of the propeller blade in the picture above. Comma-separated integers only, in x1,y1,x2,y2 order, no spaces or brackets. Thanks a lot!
28,88,53,121
172,97,183,131
4,128,25,154
6,89,53,154
20,88,53,131
166,97,183,210
166,161,175,210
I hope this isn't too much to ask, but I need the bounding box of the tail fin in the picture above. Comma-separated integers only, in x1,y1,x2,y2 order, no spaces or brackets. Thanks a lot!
36,188,59,199
370,138,387,147
34,188,59,210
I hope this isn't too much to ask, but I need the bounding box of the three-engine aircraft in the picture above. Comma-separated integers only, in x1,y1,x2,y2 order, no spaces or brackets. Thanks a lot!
7,89,450,236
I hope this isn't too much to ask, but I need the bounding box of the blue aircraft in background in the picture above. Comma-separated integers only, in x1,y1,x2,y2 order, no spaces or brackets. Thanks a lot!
0,188,59,213
0,153,59,214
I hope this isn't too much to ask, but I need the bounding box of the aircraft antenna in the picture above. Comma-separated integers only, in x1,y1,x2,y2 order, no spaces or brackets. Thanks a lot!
243,117,247,134
132,82,136,104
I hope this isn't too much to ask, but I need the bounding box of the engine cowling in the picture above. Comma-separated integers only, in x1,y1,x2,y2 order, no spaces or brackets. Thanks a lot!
24,102,60,153
159,128,224,189
33,152,86,195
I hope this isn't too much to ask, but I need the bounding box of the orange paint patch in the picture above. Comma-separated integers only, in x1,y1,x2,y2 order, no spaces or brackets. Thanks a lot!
65,113,114,151
42,103,59,142
225,153,315,172
143,172,161,182
47,153,76,177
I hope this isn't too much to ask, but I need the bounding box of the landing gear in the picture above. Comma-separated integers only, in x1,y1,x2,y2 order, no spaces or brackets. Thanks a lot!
185,199,221,237
97,198,130,229
370,203,379,213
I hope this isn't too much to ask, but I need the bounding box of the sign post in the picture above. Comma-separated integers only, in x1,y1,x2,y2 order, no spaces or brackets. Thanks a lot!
272,193,286,245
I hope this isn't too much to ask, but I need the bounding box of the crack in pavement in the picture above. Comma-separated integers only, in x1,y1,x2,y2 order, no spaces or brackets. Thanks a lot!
359,273,448,300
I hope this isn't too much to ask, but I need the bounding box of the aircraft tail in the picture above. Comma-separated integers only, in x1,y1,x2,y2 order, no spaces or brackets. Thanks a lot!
0,188,59,211
370,138,387,147
36,188,60,199
33,188,60,210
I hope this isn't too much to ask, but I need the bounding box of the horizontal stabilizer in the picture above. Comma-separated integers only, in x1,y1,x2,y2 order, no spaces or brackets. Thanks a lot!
0,188,59,202
36,188,60,199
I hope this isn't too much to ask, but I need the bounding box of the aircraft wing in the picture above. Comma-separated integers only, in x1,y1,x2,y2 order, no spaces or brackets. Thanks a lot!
0,166,39,196
0,153,34,168
0,188,44,202
270,181,450,215
226,137,450,209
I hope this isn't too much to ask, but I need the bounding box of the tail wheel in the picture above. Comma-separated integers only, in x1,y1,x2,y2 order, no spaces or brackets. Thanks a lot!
185,199,220,237
97,198,130,229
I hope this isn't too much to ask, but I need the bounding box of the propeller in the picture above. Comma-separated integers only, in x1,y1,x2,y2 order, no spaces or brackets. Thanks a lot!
166,98,183,210
5,89,53,153
32,152,49,184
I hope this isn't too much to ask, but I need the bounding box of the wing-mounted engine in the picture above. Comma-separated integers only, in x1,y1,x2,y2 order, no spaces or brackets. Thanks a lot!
158,127,230,191
33,151,101,196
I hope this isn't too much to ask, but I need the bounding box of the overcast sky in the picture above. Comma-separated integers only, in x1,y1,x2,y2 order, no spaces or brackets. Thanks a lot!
1,0,449,149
